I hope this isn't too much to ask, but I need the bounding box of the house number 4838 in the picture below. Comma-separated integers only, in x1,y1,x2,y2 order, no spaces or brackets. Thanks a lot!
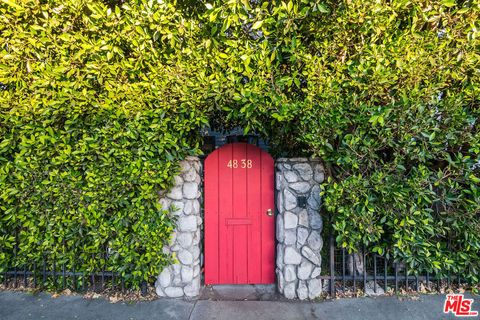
227,159,253,169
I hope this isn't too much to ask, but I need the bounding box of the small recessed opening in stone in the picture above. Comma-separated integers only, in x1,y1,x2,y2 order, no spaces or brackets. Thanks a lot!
297,196,307,209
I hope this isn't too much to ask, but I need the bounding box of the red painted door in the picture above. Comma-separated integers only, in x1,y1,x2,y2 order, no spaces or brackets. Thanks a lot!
204,143,275,284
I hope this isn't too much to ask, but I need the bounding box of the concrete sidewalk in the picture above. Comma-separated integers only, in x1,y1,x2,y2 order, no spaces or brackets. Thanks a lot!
0,291,477,320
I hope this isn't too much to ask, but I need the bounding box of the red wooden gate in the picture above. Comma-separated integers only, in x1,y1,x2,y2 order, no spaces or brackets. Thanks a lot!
204,143,275,284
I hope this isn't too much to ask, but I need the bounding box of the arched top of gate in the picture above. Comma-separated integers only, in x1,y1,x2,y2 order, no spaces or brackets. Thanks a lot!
204,142,273,165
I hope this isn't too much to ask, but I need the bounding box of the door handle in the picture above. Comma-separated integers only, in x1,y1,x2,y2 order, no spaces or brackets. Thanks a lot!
266,209,273,216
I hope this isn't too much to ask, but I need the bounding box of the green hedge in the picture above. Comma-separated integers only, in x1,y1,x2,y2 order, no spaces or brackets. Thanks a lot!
1,0,479,286
0,0,208,285
299,1,480,282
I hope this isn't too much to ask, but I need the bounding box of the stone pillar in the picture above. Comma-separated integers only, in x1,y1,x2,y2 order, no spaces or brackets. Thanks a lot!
275,158,325,300
155,156,202,298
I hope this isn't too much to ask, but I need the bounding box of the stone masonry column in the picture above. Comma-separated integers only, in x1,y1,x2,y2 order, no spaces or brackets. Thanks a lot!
155,156,202,298
276,158,325,300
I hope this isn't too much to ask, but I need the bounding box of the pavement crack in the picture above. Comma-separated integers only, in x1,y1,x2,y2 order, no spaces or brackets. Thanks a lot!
187,300,198,320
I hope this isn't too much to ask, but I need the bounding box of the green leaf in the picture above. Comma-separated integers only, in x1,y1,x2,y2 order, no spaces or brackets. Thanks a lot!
317,3,329,13
442,0,456,7
252,20,263,30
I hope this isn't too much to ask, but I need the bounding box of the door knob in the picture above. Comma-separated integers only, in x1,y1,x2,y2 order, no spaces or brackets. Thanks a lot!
266,209,273,216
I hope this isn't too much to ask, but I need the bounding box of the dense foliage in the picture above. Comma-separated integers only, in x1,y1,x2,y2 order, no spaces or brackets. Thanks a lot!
0,0,208,284
301,1,480,282
1,0,479,285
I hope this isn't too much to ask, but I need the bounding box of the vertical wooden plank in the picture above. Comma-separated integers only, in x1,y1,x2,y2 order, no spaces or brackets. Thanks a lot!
204,149,219,284
260,150,275,283
232,143,248,283
218,144,234,283
247,144,262,283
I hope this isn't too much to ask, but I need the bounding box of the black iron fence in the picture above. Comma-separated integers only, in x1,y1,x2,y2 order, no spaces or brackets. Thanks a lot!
1,235,147,294
1,269,144,293
2,229,470,298
2,262,147,295
320,232,466,298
